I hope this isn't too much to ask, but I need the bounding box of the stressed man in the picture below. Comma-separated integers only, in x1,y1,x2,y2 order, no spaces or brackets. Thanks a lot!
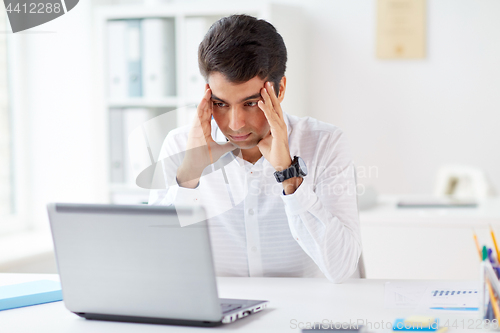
149,14,362,283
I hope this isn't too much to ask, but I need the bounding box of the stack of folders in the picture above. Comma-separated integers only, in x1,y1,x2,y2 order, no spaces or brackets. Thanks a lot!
184,17,211,101
107,18,176,99
110,107,152,185
474,227,500,321
110,107,179,187
107,16,212,188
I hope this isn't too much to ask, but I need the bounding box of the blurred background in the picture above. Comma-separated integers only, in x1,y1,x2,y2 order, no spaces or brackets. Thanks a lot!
1,0,499,279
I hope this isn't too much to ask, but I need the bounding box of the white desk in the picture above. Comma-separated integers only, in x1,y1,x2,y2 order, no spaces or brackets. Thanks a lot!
0,274,484,333
359,196,500,280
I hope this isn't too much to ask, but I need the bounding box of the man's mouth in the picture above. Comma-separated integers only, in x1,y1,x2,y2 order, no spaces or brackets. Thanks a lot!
229,133,251,141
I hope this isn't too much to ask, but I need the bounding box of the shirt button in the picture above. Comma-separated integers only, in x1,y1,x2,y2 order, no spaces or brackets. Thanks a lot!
248,208,254,215
251,246,257,252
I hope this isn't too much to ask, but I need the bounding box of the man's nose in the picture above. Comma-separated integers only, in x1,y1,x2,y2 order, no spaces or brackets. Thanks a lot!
228,107,245,132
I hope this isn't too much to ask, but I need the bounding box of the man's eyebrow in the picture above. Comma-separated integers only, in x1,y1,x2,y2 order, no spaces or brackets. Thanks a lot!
211,94,227,103
240,93,261,103
211,93,261,104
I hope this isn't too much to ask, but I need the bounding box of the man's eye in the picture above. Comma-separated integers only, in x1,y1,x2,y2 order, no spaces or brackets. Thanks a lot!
213,102,227,108
246,101,258,107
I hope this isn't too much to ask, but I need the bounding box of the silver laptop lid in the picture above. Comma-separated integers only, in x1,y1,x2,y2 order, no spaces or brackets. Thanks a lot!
47,203,222,322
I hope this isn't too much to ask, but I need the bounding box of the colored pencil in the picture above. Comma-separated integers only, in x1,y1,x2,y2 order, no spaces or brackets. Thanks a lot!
490,225,500,264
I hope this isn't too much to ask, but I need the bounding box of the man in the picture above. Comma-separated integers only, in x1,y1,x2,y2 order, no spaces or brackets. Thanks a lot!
149,14,361,283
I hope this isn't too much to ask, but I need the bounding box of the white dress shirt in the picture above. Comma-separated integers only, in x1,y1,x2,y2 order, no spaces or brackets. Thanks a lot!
148,112,362,283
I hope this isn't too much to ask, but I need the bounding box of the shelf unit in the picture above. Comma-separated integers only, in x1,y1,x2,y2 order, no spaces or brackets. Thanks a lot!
94,1,307,204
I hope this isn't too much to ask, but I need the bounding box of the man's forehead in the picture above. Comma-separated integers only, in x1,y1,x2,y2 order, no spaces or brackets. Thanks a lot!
211,92,261,104
208,72,265,86
208,72,265,102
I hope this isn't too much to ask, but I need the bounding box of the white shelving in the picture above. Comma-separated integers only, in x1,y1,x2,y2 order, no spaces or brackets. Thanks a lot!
94,2,307,204
107,97,178,108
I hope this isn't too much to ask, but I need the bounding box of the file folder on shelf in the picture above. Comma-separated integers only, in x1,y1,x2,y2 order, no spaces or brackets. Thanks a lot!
107,20,128,99
184,17,209,100
142,18,176,98
127,19,143,97
122,108,151,186
109,108,125,183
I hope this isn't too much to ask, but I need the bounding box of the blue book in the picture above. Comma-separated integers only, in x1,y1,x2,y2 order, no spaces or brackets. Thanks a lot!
0,280,63,311
393,318,439,331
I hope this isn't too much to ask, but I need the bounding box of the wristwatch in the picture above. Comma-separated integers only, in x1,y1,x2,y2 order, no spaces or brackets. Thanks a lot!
274,156,308,183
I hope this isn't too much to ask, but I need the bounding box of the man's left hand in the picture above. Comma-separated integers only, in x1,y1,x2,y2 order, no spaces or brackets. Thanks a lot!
257,81,302,194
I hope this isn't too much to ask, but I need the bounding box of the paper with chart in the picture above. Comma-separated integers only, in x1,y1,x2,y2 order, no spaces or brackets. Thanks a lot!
385,281,479,312
385,281,428,308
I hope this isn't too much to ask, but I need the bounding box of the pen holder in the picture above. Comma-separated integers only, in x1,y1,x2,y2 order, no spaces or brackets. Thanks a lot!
480,261,500,323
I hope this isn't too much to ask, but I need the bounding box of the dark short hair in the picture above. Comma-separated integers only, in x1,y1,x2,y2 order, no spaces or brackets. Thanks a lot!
198,14,287,94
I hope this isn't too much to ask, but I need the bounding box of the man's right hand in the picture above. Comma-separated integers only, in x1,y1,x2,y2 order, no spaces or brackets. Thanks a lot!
176,87,238,188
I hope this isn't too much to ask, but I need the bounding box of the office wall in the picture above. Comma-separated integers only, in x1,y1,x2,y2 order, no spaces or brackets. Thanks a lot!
271,0,500,195
150,0,500,195
13,0,107,229
14,0,500,231
8,0,499,276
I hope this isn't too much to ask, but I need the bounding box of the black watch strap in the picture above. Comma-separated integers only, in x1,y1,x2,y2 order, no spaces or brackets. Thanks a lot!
274,157,300,183
281,164,299,180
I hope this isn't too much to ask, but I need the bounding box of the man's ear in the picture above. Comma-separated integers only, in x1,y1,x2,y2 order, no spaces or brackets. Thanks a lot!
278,76,286,103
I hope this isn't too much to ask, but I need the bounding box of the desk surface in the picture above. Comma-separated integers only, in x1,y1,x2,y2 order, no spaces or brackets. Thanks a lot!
0,274,484,333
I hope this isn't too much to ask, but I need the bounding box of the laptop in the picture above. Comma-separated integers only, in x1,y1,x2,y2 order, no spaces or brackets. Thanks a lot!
47,203,268,327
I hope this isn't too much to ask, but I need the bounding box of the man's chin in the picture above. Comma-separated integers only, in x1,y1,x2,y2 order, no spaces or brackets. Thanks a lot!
228,138,259,150
231,142,257,150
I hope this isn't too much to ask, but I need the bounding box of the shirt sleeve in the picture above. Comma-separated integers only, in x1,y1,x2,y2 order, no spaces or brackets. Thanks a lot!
148,129,203,208
147,129,235,225
280,131,362,283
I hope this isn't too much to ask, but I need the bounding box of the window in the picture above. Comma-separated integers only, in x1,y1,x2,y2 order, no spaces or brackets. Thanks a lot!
0,9,11,216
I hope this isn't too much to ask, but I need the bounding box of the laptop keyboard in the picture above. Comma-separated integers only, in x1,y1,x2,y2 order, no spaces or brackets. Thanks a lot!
220,303,242,313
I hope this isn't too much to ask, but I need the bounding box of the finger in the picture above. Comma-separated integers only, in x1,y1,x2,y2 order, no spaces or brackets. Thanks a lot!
198,88,210,108
198,89,214,129
192,89,214,143
266,81,283,119
258,100,277,133
206,89,213,119
259,87,279,126
261,86,280,119
198,89,212,116
257,130,272,145
207,140,214,164
256,131,272,154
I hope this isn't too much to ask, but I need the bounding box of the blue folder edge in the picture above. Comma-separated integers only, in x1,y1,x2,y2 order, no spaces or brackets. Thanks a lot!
0,280,63,311
392,318,439,331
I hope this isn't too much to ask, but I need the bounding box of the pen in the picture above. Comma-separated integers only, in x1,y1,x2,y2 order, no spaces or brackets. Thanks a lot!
473,231,482,260
487,249,500,277
474,233,497,319
491,225,500,264
483,246,500,321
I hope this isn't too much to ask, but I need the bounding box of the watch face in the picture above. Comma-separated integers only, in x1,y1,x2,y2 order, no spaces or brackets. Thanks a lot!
297,157,308,176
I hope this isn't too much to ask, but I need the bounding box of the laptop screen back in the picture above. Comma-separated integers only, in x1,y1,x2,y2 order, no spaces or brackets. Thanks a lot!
47,203,222,322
